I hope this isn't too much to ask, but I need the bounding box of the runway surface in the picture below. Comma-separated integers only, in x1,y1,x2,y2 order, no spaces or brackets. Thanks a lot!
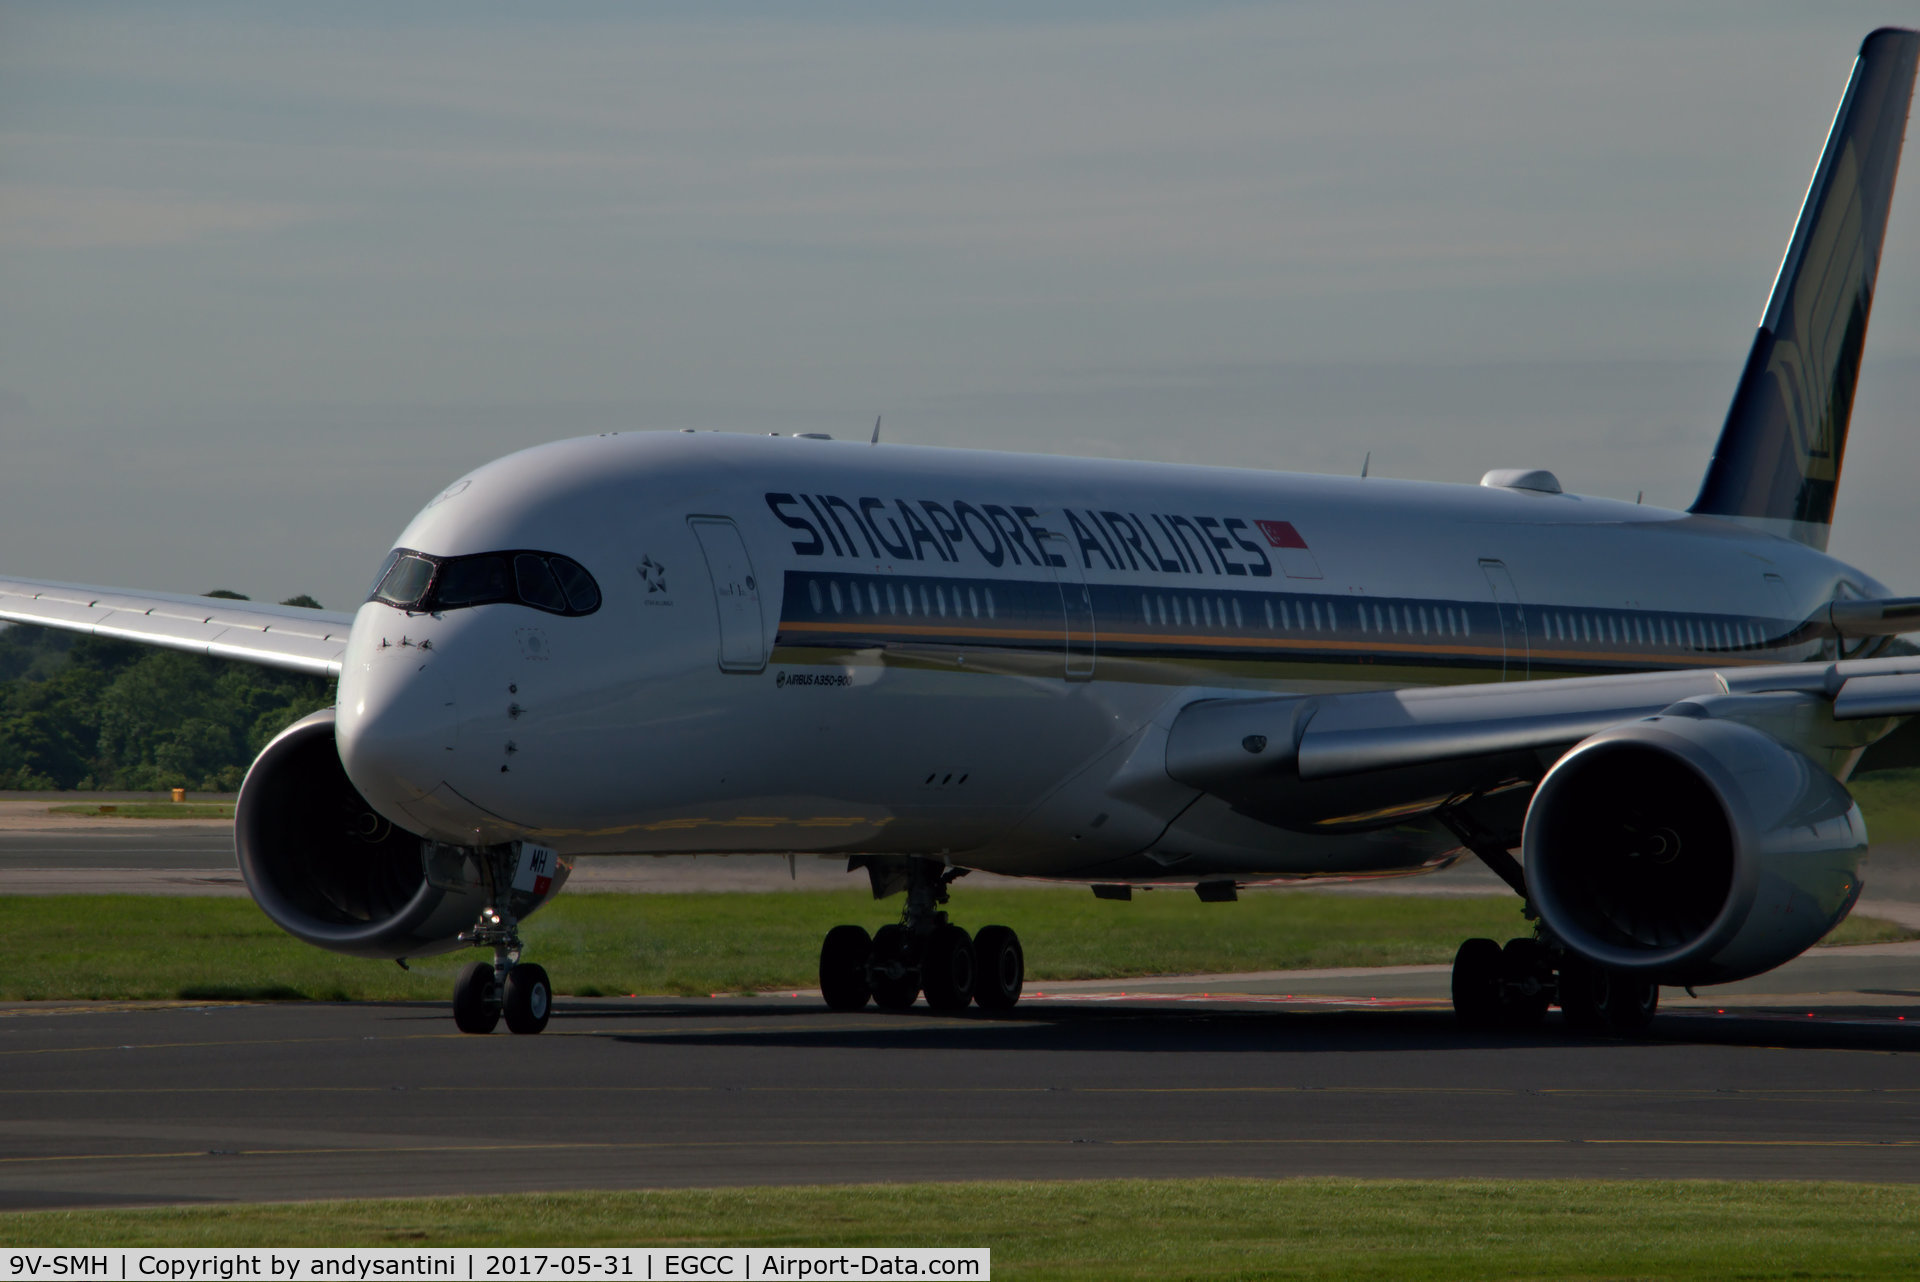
4,985,1919,1211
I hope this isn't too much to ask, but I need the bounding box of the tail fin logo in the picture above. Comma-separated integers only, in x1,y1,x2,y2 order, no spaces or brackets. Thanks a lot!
1691,28,1918,550
1764,141,1867,489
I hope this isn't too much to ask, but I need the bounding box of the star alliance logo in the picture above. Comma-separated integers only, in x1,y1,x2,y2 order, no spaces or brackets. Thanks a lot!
638,556,667,593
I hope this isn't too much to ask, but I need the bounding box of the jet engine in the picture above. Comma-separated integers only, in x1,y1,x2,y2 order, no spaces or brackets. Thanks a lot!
236,709,563,960
1525,713,1866,986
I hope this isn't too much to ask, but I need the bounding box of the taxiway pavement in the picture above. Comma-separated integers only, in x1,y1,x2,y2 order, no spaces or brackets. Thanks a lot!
5,807,1919,1208
3,985,1918,1211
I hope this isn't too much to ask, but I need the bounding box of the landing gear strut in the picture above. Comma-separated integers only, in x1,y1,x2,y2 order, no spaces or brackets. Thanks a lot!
450,844,555,1035
818,857,1024,1013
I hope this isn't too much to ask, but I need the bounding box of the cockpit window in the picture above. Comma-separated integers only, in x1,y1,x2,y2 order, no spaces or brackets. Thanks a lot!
366,547,601,617
437,554,513,608
549,555,602,613
372,553,436,609
514,553,569,612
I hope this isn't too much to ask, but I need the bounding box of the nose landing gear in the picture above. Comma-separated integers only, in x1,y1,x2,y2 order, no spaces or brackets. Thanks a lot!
450,845,557,1035
817,858,1025,1013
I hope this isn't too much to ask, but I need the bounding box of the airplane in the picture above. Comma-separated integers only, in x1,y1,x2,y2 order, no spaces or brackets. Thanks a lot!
3,28,1918,1038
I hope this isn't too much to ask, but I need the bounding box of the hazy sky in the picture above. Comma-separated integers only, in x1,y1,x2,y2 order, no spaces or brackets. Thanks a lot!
4,1,1920,607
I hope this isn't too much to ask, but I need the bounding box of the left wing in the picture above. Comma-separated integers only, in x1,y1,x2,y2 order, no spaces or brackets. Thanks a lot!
0,576,353,677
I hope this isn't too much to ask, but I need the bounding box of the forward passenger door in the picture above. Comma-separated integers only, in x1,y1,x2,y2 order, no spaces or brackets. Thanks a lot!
1036,527,1095,680
688,517,767,673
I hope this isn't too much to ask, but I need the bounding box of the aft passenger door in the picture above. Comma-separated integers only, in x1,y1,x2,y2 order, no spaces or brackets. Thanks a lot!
688,517,767,673
1479,558,1529,681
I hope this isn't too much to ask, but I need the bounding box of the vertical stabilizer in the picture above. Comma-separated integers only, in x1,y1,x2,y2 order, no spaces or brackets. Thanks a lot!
1691,28,1919,550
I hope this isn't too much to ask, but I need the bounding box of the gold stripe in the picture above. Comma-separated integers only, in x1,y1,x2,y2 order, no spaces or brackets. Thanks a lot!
779,619,1772,667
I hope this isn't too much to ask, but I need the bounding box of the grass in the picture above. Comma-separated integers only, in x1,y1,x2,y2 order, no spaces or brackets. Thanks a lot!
1849,767,1920,843
5,1179,1920,1278
47,802,235,819
0,891,1909,1003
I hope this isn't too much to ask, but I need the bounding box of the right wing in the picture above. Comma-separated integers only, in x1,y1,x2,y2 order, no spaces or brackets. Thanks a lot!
1165,653,1920,810
0,576,354,677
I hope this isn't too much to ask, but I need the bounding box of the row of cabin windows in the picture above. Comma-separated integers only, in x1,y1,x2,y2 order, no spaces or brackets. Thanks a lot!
808,578,998,622
1138,593,1360,635
1135,595,1474,639
799,576,1774,655
1540,611,1769,652
1357,602,1471,638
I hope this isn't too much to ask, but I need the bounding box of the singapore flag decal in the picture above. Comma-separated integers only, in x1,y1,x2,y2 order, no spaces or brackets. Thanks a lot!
1254,520,1323,580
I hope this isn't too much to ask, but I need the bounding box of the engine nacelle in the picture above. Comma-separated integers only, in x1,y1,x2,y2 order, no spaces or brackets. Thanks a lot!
236,709,565,960
1525,713,1866,986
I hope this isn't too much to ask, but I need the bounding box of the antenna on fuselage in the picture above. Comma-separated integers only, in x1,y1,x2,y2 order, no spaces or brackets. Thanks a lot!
870,415,882,445
1361,451,1370,478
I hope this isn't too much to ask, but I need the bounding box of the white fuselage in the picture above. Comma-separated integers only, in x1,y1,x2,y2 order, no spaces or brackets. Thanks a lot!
332,431,1886,883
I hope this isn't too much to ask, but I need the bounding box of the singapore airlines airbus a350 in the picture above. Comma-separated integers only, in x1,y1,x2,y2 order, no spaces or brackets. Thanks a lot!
6,29,1919,1037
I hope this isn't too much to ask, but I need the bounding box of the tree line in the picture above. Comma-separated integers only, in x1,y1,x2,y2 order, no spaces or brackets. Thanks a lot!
0,593,336,792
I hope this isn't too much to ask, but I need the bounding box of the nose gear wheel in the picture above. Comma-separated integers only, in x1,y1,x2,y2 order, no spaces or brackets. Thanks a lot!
449,842,560,1034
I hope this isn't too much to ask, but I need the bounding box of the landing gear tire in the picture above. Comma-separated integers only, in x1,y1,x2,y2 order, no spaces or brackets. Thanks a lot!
1450,937,1504,1028
1556,956,1658,1034
502,963,552,1035
1499,938,1552,1027
1603,973,1660,1034
869,924,921,1011
921,924,976,1011
972,925,1024,1011
453,961,500,1035
819,925,874,1011
1556,955,1608,1031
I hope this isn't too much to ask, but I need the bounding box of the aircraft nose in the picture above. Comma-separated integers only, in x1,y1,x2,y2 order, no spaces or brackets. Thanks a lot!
335,646,458,812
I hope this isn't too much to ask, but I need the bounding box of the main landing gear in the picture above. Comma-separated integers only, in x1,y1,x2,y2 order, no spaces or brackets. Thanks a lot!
451,848,554,1035
1450,936,1659,1034
818,859,1025,1013
1439,810,1659,1035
